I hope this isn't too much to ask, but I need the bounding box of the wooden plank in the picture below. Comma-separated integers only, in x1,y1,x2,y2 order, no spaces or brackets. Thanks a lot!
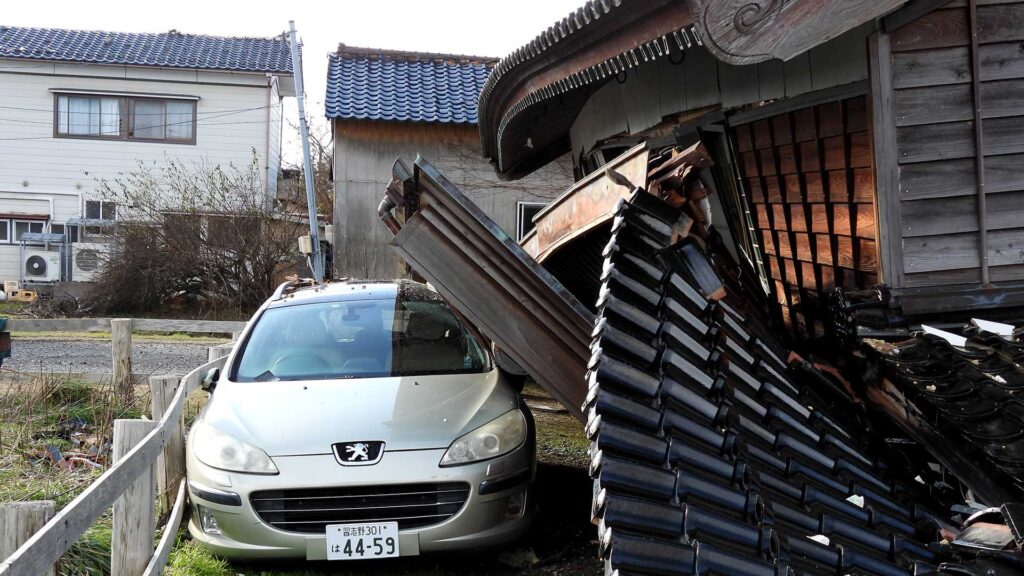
0,356,228,576
112,420,157,576
900,153,1024,200
801,262,819,291
817,101,845,137
905,263,1024,287
784,174,804,203
828,171,849,202
845,96,870,133
811,204,830,234
793,107,818,142
755,203,771,228
870,31,905,287
823,135,847,170
761,229,777,255
903,228,1024,272
837,236,856,268
778,145,799,175
142,480,186,576
753,120,774,150
893,41,1024,88
747,178,765,203
777,232,793,256
902,189,1024,236
805,172,826,202
771,114,794,146
111,319,132,399
897,115,1024,163
789,204,808,232
759,148,778,176
816,234,834,265
5,318,245,334
784,52,814,97
800,141,822,171
858,239,879,271
793,233,813,262
849,132,873,168
0,503,54,576
852,168,876,202
765,177,784,203
735,123,754,152
149,376,184,515
855,204,877,239
832,205,852,236
895,78,1024,126
891,5,1024,52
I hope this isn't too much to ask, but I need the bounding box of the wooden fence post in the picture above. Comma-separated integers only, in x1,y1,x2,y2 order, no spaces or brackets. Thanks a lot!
112,420,156,576
0,502,55,576
111,319,133,398
149,375,184,515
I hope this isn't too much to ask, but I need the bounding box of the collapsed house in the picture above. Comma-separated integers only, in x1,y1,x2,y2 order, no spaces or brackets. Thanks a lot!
378,0,1024,574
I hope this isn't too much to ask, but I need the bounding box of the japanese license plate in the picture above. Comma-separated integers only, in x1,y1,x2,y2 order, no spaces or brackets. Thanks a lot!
326,522,400,560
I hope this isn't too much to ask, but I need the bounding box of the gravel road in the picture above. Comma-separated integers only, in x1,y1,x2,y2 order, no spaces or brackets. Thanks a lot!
3,338,217,376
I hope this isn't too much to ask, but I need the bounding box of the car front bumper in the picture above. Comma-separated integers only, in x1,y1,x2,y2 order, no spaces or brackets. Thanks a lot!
186,444,535,559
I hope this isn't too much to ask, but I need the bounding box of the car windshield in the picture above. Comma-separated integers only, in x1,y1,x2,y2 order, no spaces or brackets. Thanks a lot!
233,286,490,382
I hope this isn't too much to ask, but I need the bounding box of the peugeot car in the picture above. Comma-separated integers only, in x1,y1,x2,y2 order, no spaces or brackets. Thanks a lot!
185,280,536,560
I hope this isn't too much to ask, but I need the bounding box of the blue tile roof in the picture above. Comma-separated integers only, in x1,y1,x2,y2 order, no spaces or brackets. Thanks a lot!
0,26,292,74
325,45,496,124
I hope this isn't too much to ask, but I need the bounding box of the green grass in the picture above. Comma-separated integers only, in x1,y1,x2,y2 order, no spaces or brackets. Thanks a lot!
0,301,28,316
0,374,151,575
167,539,232,576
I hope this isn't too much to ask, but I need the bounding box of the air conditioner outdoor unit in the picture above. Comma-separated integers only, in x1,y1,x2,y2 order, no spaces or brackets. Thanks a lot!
71,243,108,282
23,249,61,282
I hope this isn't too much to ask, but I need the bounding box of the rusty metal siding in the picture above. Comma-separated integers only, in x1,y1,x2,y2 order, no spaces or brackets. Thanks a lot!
333,120,572,280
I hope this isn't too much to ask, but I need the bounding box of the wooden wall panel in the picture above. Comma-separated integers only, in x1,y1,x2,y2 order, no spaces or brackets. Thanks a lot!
733,95,877,339
887,1,1024,287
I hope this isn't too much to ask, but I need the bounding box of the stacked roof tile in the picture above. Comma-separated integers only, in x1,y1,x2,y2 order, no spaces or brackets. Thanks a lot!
0,25,291,73
325,45,496,124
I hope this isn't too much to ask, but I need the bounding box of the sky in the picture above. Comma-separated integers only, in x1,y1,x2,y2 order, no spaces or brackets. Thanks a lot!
4,0,586,163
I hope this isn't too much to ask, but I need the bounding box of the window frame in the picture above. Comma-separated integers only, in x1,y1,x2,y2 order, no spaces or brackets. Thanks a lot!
84,200,117,222
515,201,548,242
0,220,11,244
13,219,45,242
53,93,197,145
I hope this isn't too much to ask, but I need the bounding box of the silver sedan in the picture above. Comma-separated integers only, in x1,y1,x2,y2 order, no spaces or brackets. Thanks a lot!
186,280,536,560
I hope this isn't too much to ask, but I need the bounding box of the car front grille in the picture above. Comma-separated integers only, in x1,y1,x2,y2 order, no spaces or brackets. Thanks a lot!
250,482,471,534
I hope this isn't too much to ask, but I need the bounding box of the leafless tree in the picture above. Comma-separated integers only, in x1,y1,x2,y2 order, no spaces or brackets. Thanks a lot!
282,120,334,221
85,152,304,317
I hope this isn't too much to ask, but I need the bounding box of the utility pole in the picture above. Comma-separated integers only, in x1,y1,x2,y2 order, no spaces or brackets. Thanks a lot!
288,20,324,282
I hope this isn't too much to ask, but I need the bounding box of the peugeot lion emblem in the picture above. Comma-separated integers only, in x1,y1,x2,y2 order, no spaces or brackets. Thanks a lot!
332,441,385,466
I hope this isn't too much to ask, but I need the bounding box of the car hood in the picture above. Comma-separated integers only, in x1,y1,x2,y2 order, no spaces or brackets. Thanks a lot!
200,369,518,456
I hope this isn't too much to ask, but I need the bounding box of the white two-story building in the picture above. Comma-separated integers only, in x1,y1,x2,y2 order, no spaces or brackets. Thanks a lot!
0,25,293,284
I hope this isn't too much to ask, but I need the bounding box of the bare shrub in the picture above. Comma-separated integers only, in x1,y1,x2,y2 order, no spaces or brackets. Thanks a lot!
85,152,304,317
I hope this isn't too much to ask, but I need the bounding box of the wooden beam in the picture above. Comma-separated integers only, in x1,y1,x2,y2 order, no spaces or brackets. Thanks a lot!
111,420,157,576
0,503,54,576
111,319,132,399
869,32,906,287
149,375,184,515
883,0,960,33
969,0,990,284
686,0,903,65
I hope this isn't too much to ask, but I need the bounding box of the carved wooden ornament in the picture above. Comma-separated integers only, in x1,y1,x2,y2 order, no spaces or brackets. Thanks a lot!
685,0,906,64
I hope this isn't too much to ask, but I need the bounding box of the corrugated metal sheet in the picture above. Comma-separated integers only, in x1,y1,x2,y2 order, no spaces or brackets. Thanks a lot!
383,156,593,420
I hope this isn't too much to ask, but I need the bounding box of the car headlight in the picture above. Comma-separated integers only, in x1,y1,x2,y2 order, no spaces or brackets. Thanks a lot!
440,409,527,466
191,422,278,475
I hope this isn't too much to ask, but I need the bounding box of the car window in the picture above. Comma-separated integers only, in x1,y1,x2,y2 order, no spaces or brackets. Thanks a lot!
233,290,490,382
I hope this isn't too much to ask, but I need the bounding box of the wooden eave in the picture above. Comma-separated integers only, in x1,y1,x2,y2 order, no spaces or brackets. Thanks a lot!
480,0,917,179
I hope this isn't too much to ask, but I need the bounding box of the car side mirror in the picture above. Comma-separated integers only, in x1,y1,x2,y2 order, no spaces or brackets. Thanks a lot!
493,346,527,393
201,367,220,393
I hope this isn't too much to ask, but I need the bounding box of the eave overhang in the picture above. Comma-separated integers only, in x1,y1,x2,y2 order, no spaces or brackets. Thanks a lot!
480,0,912,179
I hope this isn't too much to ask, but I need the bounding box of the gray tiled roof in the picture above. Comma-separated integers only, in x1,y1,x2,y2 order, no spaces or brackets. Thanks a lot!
325,45,496,124
0,25,292,73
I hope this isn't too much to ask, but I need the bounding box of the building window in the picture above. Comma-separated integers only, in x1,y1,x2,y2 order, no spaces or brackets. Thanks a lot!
85,200,117,221
516,201,547,241
50,223,79,243
14,220,45,241
55,93,196,144
0,221,9,243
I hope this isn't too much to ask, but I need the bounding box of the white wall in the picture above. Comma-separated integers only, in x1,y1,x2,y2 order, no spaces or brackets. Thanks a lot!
0,58,289,282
